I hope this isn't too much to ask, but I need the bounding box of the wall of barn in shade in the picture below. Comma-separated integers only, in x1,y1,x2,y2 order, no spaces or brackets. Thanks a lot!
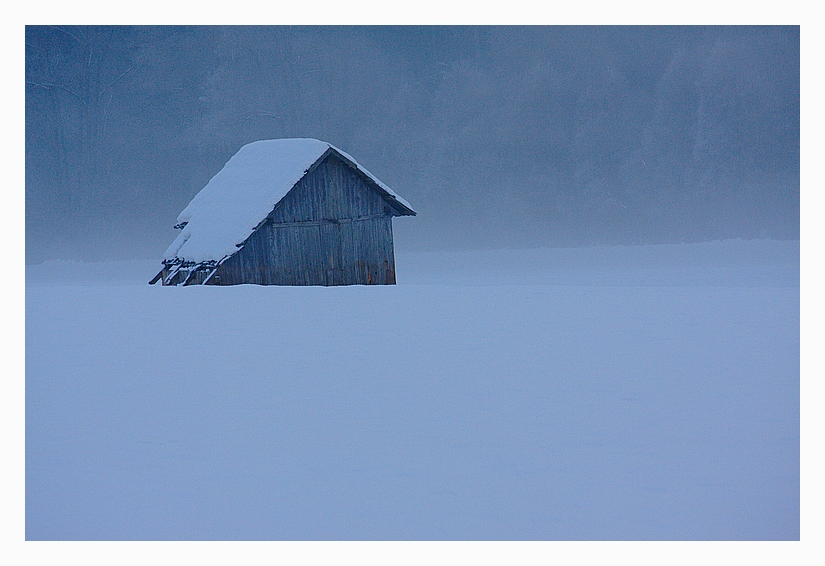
207,153,400,286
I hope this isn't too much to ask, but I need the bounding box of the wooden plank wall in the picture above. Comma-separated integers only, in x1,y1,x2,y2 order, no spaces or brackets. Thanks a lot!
209,154,397,286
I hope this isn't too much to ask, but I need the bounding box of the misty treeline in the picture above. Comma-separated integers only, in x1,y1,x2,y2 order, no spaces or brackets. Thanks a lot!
25,26,799,262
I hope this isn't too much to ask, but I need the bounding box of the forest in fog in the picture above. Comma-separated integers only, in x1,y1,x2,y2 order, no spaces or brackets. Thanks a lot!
25,26,799,263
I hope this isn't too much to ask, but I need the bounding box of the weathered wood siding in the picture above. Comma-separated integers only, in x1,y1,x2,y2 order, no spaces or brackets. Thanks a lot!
208,153,397,286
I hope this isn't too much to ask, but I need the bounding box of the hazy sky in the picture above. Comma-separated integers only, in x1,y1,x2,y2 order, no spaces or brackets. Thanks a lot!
25,26,799,263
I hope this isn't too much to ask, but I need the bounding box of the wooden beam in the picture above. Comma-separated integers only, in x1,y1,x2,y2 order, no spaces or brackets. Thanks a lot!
148,269,163,285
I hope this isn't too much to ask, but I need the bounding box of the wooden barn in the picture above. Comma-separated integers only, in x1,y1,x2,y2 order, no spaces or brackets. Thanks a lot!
150,138,415,286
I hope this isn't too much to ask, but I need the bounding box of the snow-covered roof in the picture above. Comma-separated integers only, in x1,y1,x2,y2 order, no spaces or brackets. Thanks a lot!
163,138,415,264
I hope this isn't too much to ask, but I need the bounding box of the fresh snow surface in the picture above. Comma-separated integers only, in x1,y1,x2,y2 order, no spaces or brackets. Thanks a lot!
163,138,413,265
26,240,799,540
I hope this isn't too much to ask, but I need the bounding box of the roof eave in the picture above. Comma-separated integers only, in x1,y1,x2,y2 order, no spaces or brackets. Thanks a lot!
323,147,417,216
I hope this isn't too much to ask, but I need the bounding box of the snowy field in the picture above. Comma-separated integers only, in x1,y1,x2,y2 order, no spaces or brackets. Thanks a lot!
25,240,799,540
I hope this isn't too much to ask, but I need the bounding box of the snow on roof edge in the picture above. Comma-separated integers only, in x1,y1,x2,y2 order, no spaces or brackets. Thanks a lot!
328,144,415,214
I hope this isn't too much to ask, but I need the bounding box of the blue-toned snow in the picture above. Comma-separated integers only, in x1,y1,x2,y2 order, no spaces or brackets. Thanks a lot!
25,240,800,540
